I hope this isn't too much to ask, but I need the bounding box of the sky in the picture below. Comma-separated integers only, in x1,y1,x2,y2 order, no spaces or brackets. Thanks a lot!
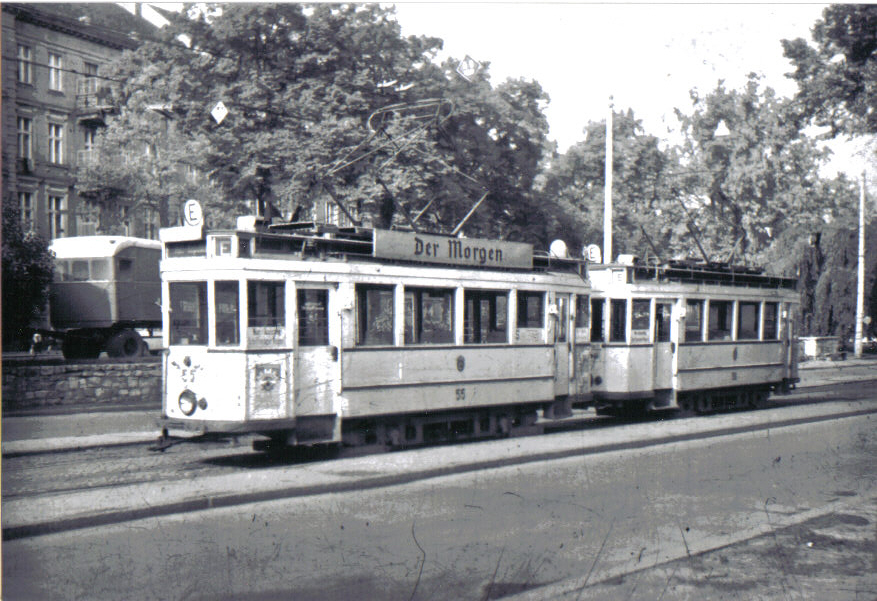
127,2,865,175
391,3,828,152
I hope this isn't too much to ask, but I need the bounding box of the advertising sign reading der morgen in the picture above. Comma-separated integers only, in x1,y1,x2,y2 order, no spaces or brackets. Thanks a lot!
373,230,533,269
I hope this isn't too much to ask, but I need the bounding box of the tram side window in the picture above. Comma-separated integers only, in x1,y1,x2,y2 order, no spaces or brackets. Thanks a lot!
71,259,89,281
215,281,240,345
685,299,704,342
763,303,779,339
405,288,453,345
708,300,733,341
737,301,760,340
170,282,208,345
464,290,508,344
298,289,329,346
590,298,604,342
517,291,545,328
357,285,395,345
609,299,627,342
248,281,285,328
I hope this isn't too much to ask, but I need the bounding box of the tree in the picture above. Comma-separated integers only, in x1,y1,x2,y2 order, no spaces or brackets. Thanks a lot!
92,3,554,240
2,201,54,351
674,76,846,266
537,109,691,259
782,4,877,137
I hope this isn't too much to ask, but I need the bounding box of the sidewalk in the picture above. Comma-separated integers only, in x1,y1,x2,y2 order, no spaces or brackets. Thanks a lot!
2,356,875,456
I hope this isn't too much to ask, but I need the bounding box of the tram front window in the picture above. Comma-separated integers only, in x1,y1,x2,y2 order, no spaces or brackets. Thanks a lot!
248,281,285,327
215,281,240,345
247,281,286,347
405,288,453,345
170,282,208,345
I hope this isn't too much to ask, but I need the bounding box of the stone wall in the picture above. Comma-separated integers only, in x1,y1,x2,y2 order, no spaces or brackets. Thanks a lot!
2,360,161,413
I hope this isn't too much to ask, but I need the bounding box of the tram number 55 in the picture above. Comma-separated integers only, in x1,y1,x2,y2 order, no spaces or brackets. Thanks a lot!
455,387,466,401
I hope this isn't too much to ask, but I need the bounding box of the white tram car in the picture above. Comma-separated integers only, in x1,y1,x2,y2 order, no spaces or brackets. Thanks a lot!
586,259,799,415
159,219,592,449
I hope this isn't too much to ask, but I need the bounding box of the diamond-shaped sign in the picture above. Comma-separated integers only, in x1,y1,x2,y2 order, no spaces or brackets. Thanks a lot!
456,55,482,82
211,101,228,124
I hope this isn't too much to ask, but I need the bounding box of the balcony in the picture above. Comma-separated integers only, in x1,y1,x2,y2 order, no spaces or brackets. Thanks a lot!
75,80,119,126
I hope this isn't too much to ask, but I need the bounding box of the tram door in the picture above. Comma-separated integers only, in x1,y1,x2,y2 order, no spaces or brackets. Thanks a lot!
653,300,675,390
294,286,336,415
553,293,573,397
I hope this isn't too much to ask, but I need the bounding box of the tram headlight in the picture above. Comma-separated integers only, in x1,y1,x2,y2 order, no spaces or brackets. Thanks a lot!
178,390,198,416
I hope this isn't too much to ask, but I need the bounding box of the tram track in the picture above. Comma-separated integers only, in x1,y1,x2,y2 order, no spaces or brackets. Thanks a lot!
4,382,875,504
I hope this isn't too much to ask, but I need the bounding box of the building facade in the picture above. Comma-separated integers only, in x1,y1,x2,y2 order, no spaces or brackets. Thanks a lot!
1,3,157,241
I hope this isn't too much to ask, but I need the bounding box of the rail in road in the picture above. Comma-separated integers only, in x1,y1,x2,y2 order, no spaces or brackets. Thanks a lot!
3,396,876,541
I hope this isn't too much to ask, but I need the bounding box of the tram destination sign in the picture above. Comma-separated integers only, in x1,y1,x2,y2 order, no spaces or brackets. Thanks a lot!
373,230,533,269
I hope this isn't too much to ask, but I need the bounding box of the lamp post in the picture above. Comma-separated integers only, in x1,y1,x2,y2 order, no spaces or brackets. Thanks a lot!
603,97,613,264
854,170,866,357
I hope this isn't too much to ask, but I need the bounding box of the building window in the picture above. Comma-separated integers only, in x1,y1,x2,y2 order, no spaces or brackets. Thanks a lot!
18,45,33,84
48,123,64,164
19,192,34,232
17,117,32,160
83,62,99,94
48,194,66,238
48,53,63,91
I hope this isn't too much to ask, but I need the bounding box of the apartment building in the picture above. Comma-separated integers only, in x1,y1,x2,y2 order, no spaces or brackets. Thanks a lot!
2,3,157,240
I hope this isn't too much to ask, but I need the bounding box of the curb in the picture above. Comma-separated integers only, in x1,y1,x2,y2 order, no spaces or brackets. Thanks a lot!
4,404,876,541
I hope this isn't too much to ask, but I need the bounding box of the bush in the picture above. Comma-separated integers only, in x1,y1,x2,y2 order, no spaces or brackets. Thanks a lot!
2,201,54,351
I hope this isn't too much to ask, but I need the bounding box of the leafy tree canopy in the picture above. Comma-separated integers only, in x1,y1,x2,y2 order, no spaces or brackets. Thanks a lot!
91,3,554,239
674,76,850,266
782,4,877,136
2,202,54,350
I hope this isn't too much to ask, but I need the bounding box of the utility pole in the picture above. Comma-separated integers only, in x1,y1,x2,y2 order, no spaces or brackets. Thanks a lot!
603,97,613,264
854,170,866,357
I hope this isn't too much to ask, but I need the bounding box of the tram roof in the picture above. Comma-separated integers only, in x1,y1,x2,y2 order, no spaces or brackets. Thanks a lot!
162,221,589,276
590,260,797,290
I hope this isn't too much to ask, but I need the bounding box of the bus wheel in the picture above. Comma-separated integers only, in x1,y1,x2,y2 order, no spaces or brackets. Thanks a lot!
107,330,145,358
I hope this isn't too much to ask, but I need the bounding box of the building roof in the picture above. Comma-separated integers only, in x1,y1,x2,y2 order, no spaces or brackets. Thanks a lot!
2,3,159,50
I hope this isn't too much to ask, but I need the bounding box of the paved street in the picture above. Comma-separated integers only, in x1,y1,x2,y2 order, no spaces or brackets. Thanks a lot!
3,408,874,600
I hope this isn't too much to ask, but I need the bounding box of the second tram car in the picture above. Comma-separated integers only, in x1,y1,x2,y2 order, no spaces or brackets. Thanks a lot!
160,218,592,449
587,259,799,415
